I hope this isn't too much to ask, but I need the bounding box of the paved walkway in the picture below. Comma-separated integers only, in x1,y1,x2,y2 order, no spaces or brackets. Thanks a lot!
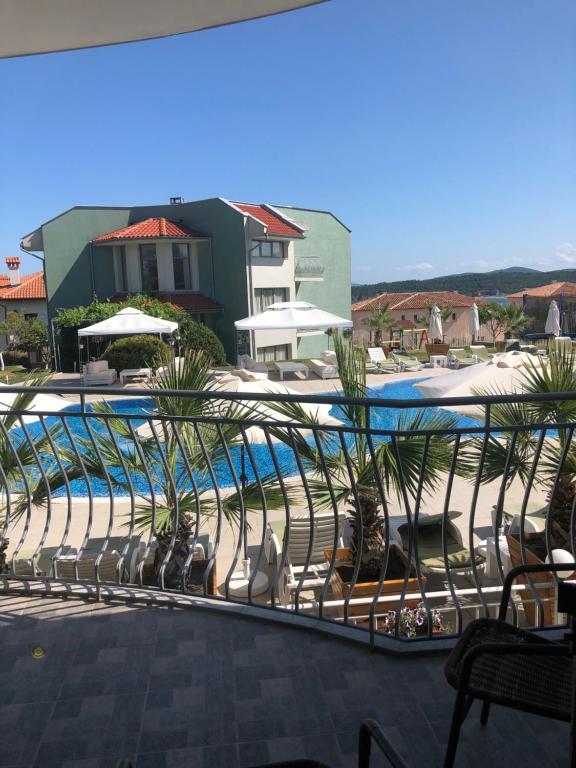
0,594,568,767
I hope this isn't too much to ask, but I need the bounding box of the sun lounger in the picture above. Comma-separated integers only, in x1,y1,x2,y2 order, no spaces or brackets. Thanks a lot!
366,347,398,374
265,511,347,604
397,511,485,576
390,351,423,372
309,351,339,379
237,354,269,378
469,345,491,362
448,348,477,368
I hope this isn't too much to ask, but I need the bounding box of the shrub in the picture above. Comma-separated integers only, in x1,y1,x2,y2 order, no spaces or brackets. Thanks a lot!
179,319,226,366
103,335,171,373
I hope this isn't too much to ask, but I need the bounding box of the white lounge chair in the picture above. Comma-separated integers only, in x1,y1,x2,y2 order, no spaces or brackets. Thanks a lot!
82,360,116,386
309,351,339,379
366,348,398,374
390,351,423,372
265,511,347,604
237,354,269,379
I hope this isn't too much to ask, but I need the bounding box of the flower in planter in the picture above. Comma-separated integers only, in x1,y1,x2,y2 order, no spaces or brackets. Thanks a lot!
381,602,447,638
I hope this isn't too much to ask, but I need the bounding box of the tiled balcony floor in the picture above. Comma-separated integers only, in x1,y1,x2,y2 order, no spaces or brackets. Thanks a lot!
0,594,568,768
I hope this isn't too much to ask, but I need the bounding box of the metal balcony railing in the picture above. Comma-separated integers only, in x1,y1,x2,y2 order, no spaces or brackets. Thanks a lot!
1,384,575,651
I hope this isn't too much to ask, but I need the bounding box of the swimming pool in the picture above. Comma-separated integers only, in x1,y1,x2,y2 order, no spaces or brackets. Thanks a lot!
13,378,479,497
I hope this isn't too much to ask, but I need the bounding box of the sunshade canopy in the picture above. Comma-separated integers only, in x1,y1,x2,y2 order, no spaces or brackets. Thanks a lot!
469,303,480,336
235,301,352,332
1,0,327,58
78,308,178,337
428,305,443,341
545,300,561,337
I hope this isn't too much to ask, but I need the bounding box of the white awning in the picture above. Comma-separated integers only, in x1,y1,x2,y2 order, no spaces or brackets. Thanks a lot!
1,0,327,58
78,308,177,337
235,301,352,332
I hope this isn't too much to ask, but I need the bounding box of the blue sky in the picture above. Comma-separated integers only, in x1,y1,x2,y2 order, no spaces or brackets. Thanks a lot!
1,0,575,283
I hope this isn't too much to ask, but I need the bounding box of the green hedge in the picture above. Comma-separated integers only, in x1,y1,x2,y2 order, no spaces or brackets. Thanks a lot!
181,320,226,366
103,335,171,373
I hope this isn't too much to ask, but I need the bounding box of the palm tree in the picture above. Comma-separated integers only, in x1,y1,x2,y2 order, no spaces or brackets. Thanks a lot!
0,375,78,569
499,303,532,339
470,350,576,550
26,351,293,589
362,305,397,347
266,334,457,580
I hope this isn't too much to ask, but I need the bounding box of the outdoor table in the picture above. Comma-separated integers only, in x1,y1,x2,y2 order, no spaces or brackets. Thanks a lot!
430,354,449,369
120,367,152,385
274,361,309,380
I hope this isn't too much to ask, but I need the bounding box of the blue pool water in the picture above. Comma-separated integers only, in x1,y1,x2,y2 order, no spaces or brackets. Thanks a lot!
14,379,479,497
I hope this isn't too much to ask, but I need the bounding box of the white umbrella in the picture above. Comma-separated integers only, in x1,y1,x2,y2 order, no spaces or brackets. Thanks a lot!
428,305,443,342
469,303,480,341
78,308,177,337
545,300,561,337
235,301,352,332
0,387,69,425
415,352,543,417
136,374,343,443
1,0,326,58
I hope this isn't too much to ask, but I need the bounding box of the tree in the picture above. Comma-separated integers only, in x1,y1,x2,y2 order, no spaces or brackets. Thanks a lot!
0,312,50,367
499,303,532,339
469,350,576,551
361,305,397,346
55,294,226,369
266,334,456,580
26,350,292,589
477,303,506,347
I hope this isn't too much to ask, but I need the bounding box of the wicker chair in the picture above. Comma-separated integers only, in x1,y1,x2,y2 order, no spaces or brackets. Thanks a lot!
443,563,576,768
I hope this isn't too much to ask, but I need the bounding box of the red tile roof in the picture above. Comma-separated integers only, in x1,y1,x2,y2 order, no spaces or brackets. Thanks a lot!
111,292,221,312
93,218,206,243
232,203,305,239
0,271,46,300
353,291,479,312
507,281,576,299
0,274,10,289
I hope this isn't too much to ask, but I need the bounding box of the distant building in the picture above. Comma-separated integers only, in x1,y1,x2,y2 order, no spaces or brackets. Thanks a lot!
508,281,576,335
21,198,351,363
0,257,48,349
352,290,494,347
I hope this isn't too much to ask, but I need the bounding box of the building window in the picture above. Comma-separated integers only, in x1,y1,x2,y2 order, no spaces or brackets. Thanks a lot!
140,244,158,292
401,314,405,321
413,314,418,321
250,240,285,259
257,344,290,362
116,245,128,292
172,243,192,290
254,287,288,313
452,313,457,321
24,313,38,321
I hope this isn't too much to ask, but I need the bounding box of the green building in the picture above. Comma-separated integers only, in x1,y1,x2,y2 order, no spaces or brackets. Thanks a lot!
21,197,351,364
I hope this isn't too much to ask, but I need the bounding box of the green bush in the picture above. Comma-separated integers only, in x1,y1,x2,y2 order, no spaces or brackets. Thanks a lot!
180,320,226,366
103,335,171,373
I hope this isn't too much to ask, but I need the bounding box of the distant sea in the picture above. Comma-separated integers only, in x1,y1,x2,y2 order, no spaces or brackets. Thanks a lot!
480,295,509,305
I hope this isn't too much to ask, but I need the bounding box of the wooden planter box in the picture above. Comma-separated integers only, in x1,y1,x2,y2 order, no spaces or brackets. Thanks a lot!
506,534,561,626
425,343,449,358
326,545,426,624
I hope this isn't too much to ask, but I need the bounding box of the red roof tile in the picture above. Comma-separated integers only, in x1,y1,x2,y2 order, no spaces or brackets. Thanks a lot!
93,218,206,243
353,291,481,312
0,271,46,300
111,292,221,312
232,203,305,239
507,281,576,299
0,274,10,288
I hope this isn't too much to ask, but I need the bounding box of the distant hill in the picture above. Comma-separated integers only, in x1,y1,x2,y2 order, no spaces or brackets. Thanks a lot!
490,266,541,274
351,268,576,303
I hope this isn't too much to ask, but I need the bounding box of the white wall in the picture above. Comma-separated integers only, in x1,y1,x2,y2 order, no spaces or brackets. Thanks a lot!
0,299,48,350
250,240,297,358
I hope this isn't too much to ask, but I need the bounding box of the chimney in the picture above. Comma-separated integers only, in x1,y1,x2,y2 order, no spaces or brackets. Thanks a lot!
6,257,20,286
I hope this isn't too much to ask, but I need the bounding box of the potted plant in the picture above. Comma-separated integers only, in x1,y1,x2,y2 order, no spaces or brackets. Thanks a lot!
267,334,456,618
380,601,448,638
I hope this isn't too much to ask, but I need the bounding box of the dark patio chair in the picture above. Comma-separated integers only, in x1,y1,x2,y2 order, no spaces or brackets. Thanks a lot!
443,562,576,768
